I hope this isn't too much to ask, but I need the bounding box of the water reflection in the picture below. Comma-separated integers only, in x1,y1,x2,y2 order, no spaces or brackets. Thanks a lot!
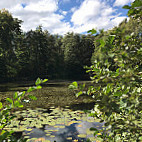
25,120,104,142
20,107,105,142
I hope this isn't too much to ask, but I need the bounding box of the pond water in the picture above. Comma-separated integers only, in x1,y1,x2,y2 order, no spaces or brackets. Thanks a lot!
5,107,105,142
1,81,105,141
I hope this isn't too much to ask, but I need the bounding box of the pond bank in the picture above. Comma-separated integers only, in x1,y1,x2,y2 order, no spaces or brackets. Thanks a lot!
0,81,95,110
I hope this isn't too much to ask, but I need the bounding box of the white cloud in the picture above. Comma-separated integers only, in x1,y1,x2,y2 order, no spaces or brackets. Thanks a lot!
71,0,127,33
70,7,77,13
113,0,134,7
111,16,127,25
59,10,68,16
25,0,58,13
0,0,130,35
71,0,101,26
0,0,71,34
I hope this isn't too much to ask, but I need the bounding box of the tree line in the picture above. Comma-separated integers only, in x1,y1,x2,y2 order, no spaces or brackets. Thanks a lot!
0,7,141,83
0,9,95,82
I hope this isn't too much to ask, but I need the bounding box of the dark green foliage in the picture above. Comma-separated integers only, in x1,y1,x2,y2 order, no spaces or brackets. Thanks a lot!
0,10,94,81
0,9,22,81
62,32,95,80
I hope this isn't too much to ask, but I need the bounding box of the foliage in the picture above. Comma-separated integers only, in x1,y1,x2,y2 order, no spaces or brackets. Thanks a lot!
0,9,22,81
62,32,95,79
123,0,142,19
0,9,94,81
69,0,142,141
0,78,48,141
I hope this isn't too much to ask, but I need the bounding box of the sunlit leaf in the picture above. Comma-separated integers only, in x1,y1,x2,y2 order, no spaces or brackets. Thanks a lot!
87,29,97,35
6,98,13,104
27,87,36,93
35,77,42,85
0,102,3,109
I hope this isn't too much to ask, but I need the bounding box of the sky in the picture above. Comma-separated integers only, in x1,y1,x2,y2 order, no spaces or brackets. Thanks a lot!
0,0,134,35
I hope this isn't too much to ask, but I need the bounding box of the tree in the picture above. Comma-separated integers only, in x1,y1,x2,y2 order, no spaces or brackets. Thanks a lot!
62,32,95,80
0,9,22,81
18,26,50,79
46,34,64,79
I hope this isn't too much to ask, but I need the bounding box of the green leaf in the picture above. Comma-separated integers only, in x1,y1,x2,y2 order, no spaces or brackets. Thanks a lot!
13,92,18,99
128,9,135,16
87,29,97,35
100,39,105,47
6,98,13,104
68,81,78,90
0,102,3,109
27,87,36,93
76,91,83,97
90,127,98,131
42,79,48,83
36,85,42,89
109,53,115,58
72,82,78,88
80,83,85,91
125,35,131,40
35,77,42,85
116,68,120,73
123,5,131,9
14,100,23,108
68,84,76,90
28,95,37,100
109,35,115,44
114,92,122,97
94,130,99,136
92,68,100,72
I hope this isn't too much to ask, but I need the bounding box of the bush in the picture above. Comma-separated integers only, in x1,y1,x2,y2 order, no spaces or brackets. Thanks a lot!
69,0,142,141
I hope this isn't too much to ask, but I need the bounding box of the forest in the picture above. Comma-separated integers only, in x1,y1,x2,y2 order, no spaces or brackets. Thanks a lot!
0,0,142,141
0,9,95,82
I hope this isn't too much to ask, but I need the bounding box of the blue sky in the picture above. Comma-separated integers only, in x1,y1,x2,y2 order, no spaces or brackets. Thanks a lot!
0,0,134,35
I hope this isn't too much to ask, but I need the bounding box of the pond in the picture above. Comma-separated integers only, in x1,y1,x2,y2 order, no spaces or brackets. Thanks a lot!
5,107,104,142
0,81,105,142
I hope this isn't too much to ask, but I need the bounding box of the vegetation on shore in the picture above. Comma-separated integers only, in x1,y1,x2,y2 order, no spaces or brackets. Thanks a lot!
69,0,142,141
